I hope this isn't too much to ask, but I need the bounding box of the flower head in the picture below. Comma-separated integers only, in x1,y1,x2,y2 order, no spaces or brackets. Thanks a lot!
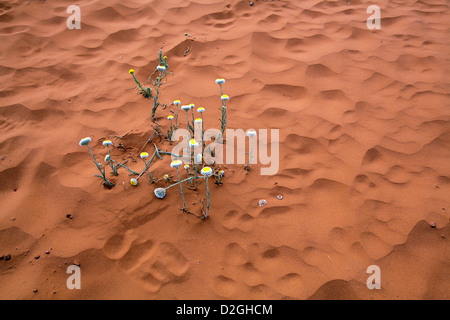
201,167,213,177
104,154,111,162
221,94,229,101
173,100,181,106
197,107,205,113
196,153,203,164
218,170,225,177
181,105,191,111
247,129,257,137
189,139,199,148
184,164,190,170
154,187,166,199
129,69,135,74
195,118,202,124
130,178,138,186
163,174,169,181
215,78,225,85
163,56,167,60
140,152,149,159
170,160,183,168
189,103,195,108
79,137,91,146
103,140,113,146
167,115,174,120
157,65,166,71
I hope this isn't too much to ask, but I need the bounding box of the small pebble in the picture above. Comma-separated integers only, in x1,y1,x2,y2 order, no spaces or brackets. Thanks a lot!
35,255,40,260
250,2,254,6
33,289,38,293
45,251,50,255
1,156,5,160
258,199,267,207
5,254,11,261
0,255,4,260
66,214,73,219
430,222,436,228
277,195,283,200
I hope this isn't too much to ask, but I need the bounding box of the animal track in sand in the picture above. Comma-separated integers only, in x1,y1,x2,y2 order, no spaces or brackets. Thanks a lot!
103,233,189,293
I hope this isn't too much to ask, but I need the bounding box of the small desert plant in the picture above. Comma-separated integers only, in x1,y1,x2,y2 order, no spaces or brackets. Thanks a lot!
200,166,213,219
79,137,115,188
129,69,151,98
170,159,187,210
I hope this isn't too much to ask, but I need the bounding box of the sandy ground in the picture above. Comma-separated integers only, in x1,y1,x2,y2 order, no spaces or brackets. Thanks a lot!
0,0,449,300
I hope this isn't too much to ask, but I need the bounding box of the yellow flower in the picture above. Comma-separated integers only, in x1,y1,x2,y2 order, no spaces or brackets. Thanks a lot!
164,174,169,180
167,115,174,120
140,152,149,159
130,178,138,186
129,69,135,74
163,56,167,60
201,167,213,176
189,139,199,148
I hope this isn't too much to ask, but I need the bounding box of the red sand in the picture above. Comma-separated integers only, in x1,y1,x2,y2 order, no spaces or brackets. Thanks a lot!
0,0,449,299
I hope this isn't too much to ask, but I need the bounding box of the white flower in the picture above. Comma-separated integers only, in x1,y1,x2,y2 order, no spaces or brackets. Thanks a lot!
247,129,257,137
163,174,169,181
221,94,229,101
189,103,195,108
184,164,190,169
170,160,183,168
167,115,174,120
181,105,191,111
215,78,225,85
195,118,202,124
218,170,224,177
140,152,149,159
130,178,138,186
79,137,91,146
201,167,213,177
157,65,166,71
197,107,205,113
104,154,111,162
189,139,199,148
173,100,181,106
154,188,166,199
102,140,112,146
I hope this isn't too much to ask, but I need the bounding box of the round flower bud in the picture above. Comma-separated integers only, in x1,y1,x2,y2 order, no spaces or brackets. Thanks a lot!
79,137,91,146
154,188,166,199
170,160,183,168
140,152,149,159
201,167,213,177
247,129,257,137
130,178,138,186
189,139,199,148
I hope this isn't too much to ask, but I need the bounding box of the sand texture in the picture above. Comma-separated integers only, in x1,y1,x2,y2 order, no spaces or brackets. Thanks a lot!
0,0,449,299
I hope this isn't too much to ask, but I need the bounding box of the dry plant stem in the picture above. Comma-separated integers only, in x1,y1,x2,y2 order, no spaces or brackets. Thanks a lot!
202,176,210,219
137,150,158,180
111,159,138,175
176,167,187,210
86,145,114,187
106,145,118,175
248,135,254,168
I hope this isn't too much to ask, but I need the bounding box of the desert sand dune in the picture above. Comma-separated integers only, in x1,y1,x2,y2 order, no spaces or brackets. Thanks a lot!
0,0,449,299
